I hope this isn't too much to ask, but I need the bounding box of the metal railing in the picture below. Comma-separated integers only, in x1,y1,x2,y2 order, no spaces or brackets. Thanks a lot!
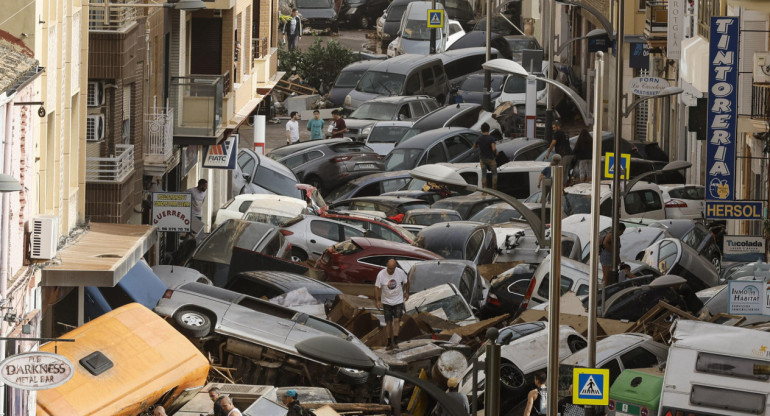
645,0,668,36
144,106,174,162
88,0,139,31
252,37,268,60
223,70,232,95
170,75,223,137
751,84,770,121
86,144,135,183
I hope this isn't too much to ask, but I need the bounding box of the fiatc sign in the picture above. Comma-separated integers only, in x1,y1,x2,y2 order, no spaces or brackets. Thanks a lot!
0,352,74,390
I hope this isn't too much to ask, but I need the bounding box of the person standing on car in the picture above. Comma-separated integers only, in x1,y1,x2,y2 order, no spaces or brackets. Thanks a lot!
473,122,498,189
524,371,548,416
286,111,301,144
546,120,571,158
208,387,227,416
186,179,207,221
307,110,324,141
282,389,304,416
375,258,409,350
572,129,592,183
283,8,302,50
600,223,625,285
330,109,347,139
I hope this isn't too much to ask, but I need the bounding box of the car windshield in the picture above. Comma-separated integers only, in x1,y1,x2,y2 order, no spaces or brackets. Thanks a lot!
325,181,360,202
461,76,503,92
413,294,472,322
368,126,419,143
356,71,405,95
564,193,591,215
243,212,295,227
503,76,546,93
508,38,539,52
350,103,398,120
253,165,301,198
386,4,407,22
403,19,432,40
442,0,472,13
334,70,366,88
423,236,466,259
469,206,521,224
193,221,267,264
406,213,460,225
295,0,332,8
384,148,423,171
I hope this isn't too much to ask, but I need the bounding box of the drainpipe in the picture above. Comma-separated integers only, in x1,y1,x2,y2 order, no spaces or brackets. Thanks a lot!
0,99,13,416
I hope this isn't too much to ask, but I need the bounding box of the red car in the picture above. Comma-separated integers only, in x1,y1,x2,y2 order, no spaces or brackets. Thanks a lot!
320,210,416,245
316,237,443,284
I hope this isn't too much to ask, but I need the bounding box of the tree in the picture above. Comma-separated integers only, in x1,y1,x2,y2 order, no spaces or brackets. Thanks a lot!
278,38,354,94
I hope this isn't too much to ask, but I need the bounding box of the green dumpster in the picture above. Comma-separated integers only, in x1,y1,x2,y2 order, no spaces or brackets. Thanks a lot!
606,368,664,416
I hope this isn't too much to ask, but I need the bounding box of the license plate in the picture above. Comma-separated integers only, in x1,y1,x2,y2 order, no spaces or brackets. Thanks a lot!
614,401,641,415
356,163,377,170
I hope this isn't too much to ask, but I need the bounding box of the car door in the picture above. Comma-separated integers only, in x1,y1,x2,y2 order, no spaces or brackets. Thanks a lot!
418,143,449,166
234,150,258,194
444,134,474,163
307,218,345,259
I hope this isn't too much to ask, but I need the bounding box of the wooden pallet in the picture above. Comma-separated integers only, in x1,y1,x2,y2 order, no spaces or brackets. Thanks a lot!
275,79,317,95
625,301,700,343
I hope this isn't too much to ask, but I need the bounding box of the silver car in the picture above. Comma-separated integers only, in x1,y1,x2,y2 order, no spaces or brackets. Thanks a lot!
280,214,367,263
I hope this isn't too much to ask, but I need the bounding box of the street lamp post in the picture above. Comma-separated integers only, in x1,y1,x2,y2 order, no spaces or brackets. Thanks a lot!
555,28,609,56
296,336,467,416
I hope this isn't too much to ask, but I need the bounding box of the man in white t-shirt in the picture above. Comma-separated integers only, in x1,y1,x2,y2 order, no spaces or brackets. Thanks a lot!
375,258,409,350
286,111,300,145
186,179,207,220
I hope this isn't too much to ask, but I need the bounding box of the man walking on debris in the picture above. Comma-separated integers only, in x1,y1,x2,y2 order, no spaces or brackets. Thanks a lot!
375,258,409,350
283,8,302,50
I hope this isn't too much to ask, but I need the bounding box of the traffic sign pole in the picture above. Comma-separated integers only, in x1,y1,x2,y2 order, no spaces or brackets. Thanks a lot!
547,165,563,416
429,0,436,54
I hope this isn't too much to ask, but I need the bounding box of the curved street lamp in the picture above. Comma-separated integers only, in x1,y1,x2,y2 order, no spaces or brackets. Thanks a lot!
296,335,467,416
623,87,684,118
556,28,609,56
621,160,692,198
554,0,616,42
88,0,207,11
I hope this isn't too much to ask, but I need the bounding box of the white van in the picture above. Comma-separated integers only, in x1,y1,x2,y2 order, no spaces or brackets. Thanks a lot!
434,160,550,200
518,254,591,311
660,320,770,416
563,181,666,220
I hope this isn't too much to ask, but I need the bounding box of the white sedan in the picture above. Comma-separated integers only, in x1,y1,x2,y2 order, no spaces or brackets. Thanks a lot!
659,184,705,219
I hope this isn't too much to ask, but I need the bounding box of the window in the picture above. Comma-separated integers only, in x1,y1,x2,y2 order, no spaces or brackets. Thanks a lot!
424,99,439,112
238,153,256,176
410,102,427,118
261,233,283,256
421,68,435,88
465,230,484,261
448,109,482,129
381,178,408,192
305,150,324,162
238,297,296,320
696,352,770,381
460,172,478,185
445,135,472,159
433,65,446,85
237,201,253,213
283,153,307,169
371,224,402,242
397,104,412,120
620,347,660,370
536,274,575,299
690,385,766,414
426,145,447,164
576,285,589,296
357,183,380,197
350,201,378,211
449,22,462,35
228,278,282,299
310,220,341,241
657,240,678,274
405,74,420,95
518,145,547,161
602,359,622,382
623,192,646,215
359,256,391,267
343,225,365,239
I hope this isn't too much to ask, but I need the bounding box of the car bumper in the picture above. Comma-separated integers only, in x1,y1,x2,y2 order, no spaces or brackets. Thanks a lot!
303,18,337,28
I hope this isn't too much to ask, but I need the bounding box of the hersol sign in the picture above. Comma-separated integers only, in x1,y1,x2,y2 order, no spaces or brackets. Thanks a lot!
0,352,74,390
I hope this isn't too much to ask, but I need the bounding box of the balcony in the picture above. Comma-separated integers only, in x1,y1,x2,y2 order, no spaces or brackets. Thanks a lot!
144,107,179,175
170,75,225,145
751,85,770,121
252,37,269,62
88,0,139,32
645,1,668,40
86,144,135,183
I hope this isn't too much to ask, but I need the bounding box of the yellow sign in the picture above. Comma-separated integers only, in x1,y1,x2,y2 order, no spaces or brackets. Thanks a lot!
604,152,631,179
573,368,610,405
427,9,444,28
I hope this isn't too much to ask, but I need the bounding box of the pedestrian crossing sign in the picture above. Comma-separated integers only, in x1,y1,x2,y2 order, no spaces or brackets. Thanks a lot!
573,368,609,405
604,152,631,179
427,9,444,28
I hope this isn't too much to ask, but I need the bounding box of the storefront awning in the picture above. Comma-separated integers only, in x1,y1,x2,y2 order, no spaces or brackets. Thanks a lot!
41,223,157,287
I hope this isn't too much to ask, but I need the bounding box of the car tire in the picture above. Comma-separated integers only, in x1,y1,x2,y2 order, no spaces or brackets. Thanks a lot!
173,308,212,338
359,15,370,29
339,367,370,385
305,175,324,194
499,362,525,391
291,247,309,263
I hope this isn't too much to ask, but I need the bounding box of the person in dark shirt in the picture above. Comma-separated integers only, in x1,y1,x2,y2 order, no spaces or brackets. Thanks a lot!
472,122,498,189
208,387,227,416
546,120,571,158
282,389,304,416
330,109,347,138
572,129,593,183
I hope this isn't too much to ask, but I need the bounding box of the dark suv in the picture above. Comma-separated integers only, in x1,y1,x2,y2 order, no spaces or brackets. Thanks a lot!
266,139,384,194
336,95,439,141
339,0,389,28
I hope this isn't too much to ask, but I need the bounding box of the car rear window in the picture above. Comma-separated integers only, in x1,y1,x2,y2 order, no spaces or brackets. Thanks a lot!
668,186,705,200
536,273,575,299
331,143,375,153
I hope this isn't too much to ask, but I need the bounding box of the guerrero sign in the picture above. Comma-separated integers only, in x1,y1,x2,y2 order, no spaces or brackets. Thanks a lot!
152,192,192,232
0,352,74,390
706,17,739,202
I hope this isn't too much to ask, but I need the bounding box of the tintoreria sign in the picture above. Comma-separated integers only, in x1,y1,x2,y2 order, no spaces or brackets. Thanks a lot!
0,351,74,390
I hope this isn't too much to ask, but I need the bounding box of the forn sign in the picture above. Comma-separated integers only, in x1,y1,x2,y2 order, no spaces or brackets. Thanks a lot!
0,352,74,390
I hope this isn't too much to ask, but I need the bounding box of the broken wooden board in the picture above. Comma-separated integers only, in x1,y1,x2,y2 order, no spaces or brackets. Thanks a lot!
304,403,392,414
513,309,634,337
327,294,376,326
438,314,509,349
625,301,701,343
478,261,521,281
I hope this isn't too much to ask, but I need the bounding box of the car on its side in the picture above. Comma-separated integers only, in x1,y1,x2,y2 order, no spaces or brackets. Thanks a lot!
233,149,303,198
478,263,537,319
280,214,367,263
316,237,443,283
469,202,550,225
363,121,418,156
640,238,720,291
214,194,308,228
563,181,666,220
327,195,429,219
431,193,502,220
659,184,706,219
495,137,549,162
339,95,439,141
328,60,381,107
417,221,497,265
377,0,409,49
266,139,384,194
324,171,412,203
223,271,342,308
410,103,502,138
404,283,478,326
438,47,503,87
408,259,489,308
456,73,505,105
384,127,481,172
649,219,722,272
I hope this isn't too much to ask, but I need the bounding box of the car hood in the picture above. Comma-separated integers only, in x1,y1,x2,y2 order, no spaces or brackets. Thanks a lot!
328,87,354,107
400,38,433,54
344,118,380,130
346,90,383,109
299,8,336,19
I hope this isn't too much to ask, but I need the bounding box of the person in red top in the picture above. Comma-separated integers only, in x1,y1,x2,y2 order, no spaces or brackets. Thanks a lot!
330,110,347,138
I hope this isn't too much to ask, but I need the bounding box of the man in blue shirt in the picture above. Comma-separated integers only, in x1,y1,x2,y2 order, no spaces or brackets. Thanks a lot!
307,110,324,140
472,123,498,189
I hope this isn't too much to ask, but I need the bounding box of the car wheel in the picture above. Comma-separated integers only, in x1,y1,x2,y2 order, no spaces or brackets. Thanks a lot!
339,367,370,385
291,247,309,263
305,175,324,194
360,15,370,29
711,255,721,273
499,362,525,391
173,308,212,338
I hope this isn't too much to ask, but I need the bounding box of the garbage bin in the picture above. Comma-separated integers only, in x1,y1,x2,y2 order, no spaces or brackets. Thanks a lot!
606,368,664,416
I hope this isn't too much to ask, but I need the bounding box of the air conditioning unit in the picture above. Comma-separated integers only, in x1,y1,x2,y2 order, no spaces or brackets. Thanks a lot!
86,114,105,142
30,215,58,260
87,81,104,107
754,52,770,84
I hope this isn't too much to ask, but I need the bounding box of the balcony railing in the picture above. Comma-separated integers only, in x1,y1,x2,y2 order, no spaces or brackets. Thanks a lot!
645,0,668,37
252,37,268,61
88,0,139,32
170,75,223,138
86,144,135,183
751,85,770,121
144,106,174,164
